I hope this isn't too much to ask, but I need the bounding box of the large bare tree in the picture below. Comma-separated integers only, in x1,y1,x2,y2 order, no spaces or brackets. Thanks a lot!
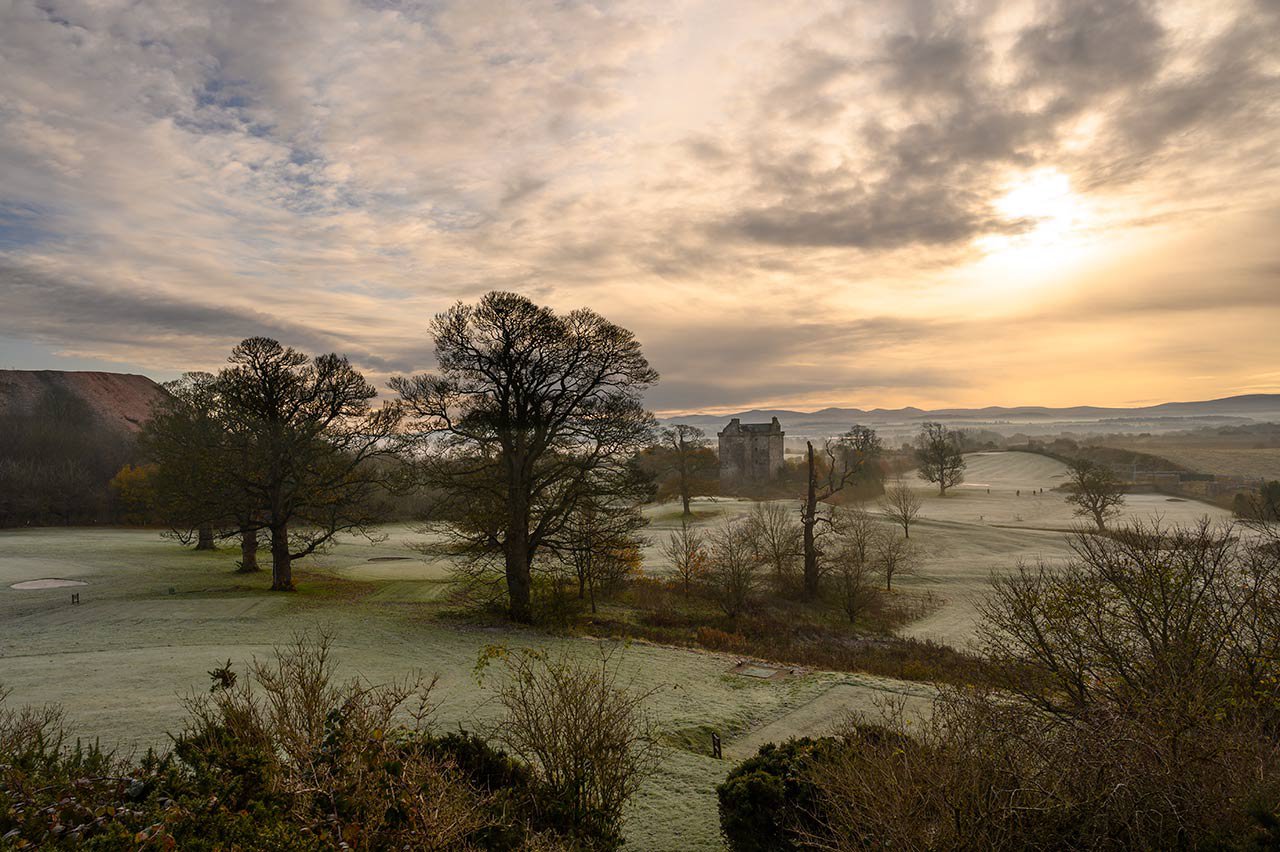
215,338,405,590
392,292,658,623
915,422,966,496
799,425,882,598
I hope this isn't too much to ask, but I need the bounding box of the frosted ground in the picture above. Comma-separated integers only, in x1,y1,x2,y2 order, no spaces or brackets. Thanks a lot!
0,452,1230,850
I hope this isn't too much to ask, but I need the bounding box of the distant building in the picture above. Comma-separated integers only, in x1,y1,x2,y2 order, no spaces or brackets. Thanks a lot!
718,417,785,490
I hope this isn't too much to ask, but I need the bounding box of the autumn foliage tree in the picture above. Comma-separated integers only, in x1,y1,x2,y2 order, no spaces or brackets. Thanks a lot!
562,495,646,612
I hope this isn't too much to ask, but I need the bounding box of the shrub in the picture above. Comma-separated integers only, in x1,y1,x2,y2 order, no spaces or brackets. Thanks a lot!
694,626,748,653
478,645,659,850
717,737,841,851
807,520,1280,851
0,638,584,851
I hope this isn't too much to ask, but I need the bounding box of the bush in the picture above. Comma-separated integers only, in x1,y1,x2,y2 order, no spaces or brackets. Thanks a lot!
807,520,1280,851
717,737,841,851
479,645,659,850
0,638,590,851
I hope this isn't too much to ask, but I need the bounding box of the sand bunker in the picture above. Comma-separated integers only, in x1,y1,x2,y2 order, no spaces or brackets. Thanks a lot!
10,578,88,590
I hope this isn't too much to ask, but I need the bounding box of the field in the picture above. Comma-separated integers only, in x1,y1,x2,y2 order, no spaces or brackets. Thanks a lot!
0,453,1232,849
1104,446,1280,480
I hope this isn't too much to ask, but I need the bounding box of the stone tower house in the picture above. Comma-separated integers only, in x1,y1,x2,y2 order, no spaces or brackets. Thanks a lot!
718,417,785,490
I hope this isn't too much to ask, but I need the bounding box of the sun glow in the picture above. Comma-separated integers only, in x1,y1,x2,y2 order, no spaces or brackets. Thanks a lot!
995,168,1079,224
973,167,1100,283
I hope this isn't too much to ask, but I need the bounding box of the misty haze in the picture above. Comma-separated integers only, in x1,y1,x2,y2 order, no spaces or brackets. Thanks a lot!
3,2,1280,850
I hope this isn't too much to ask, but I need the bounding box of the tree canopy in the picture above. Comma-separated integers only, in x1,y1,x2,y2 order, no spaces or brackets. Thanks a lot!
392,291,658,623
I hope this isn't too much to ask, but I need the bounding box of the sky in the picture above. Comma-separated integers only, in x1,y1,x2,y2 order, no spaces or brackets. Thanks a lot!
1,0,1278,416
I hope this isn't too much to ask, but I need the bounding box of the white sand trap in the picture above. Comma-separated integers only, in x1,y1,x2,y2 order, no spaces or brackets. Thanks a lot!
10,578,88,590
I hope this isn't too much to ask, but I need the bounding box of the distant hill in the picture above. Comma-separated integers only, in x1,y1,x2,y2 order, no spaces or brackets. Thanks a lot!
659,394,1280,438
0,370,167,435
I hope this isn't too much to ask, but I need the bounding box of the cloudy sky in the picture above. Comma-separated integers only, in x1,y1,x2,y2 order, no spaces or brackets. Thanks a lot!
1,0,1278,414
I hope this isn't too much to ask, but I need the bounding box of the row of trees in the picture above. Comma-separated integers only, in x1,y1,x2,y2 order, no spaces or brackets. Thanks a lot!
139,294,660,623
141,339,405,591
141,292,923,621
144,291,1126,622
659,500,919,623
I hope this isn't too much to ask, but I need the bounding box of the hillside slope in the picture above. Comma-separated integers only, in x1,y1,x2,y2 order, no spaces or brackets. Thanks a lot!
0,370,166,435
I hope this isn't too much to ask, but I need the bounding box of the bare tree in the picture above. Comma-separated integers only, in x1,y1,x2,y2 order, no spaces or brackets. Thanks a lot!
808,521,1280,852
707,520,762,618
478,645,659,847
140,372,260,567
659,424,716,517
833,504,881,567
562,497,644,613
979,519,1280,720
915,422,965,496
392,292,658,623
214,339,406,590
661,519,707,595
800,425,883,598
879,477,923,538
1064,459,1127,530
830,508,882,624
875,529,917,591
748,501,802,591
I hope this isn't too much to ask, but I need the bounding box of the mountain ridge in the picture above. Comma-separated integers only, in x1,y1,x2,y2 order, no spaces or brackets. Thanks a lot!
659,394,1280,431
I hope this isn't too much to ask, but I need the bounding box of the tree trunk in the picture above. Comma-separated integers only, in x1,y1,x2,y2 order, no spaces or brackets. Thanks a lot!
270,522,293,591
238,526,259,572
802,441,820,598
506,540,533,623
195,524,216,550
681,489,692,517
506,463,534,623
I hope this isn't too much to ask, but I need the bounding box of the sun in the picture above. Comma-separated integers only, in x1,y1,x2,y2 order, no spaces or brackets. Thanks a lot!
972,167,1099,282
994,168,1080,225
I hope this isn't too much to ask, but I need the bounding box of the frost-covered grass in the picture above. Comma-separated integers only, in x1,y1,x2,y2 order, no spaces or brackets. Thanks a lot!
0,524,931,850
0,453,1232,849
